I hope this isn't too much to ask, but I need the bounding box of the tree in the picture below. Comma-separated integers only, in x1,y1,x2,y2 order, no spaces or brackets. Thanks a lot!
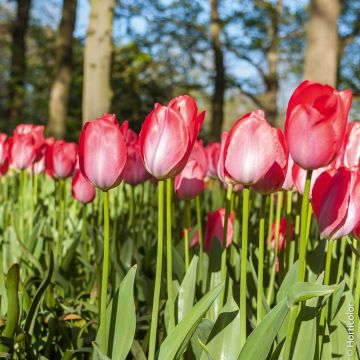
82,0,115,124
210,0,225,139
7,0,32,129
47,0,77,139
303,0,340,86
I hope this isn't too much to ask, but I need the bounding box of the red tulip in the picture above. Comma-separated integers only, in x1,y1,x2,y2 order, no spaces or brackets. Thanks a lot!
285,81,352,170
336,122,360,169
205,142,221,178
270,218,294,252
204,209,234,252
0,159,9,177
139,95,205,179
352,221,360,241
123,141,149,186
282,154,295,191
10,134,37,170
0,134,9,167
312,167,360,239
224,110,284,186
189,140,208,178
32,137,56,175
252,129,288,194
79,114,128,190
46,140,78,179
126,129,138,145
71,170,96,204
217,132,228,184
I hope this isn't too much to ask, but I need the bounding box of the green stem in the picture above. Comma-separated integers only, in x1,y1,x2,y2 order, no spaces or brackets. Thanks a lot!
128,185,135,227
283,306,298,359
57,179,66,259
257,194,266,324
240,186,250,347
267,191,284,305
350,239,357,292
266,193,274,249
148,180,165,360
336,236,347,283
19,170,26,240
183,200,191,270
196,195,204,293
99,190,110,352
166,178,175,331
219,184,232,307
285,191,293,272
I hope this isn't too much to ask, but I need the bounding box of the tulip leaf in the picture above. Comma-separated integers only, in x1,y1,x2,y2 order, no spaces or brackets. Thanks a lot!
178,255,198,322
238,298,289,360
95,265,137,360
200,297,241,360
158,283,224,360
286,282,339,307
190,319,214,359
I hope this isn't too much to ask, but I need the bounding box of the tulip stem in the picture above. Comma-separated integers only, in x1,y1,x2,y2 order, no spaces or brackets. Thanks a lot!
352,255,360,359
148,180,165,360
336,236,347,283
267,191,284,305
220,184,232,307
57,179,65,259
298,171,312,281
196,195,204,293
318,239,334,355
166,178,175,331
257,194,266,324
184,200,191,271
99,190,110,352
266,193,274,249
240,186,250,347
285,191,293,272
19,170,26,240
350,239,357,292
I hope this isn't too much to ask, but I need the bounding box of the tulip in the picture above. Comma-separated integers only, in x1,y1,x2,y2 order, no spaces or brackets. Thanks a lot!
284,81,352,170
46,140,78,180
353,222,360,241
282,155,295,191
139,95,205,180
224,110,283,185
312,167,360,239
79,114,128,190
252,129,288,194
0,134,9,167
336,122,360,169
71,170,96,204
123,141,149,186
204,209,234,252
0,159,9,177
126,128,138,145
270,218,294,252
206,142,221,178
10,134,37,170
32,137,55,175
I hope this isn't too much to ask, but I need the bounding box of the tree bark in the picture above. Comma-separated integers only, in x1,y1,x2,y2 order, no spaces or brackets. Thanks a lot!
304,0,340,86
48,0,77,139
82,0,115,124
7,0,31,129
210,0,225,140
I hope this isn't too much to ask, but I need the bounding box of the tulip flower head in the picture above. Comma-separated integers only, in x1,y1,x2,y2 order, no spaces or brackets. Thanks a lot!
139,95,205,179
204,209,234,252
72,170,96,204
46,140,78,179
79,113,128,190
224,110,284,186
336,122,360,169
285,81,352,170
312,167,360,240
0,133,9,167
205,142,221,179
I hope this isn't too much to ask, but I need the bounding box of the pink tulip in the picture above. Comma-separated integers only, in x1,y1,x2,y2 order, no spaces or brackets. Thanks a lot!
285,81,352,170
282,154,295,191
0,134,9,167
10,134,37,170
79,114,128,190
205,142,221,178
312,167,360,239
123,141,149,186
224,110,284,186
139,95,205,179
204,209,234,252
270,218,295,252
72,170,96,204
336,122,360,169
46,140,78,179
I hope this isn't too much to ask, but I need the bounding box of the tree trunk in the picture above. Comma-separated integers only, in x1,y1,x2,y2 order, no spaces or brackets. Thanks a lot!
7,0,31,129
303,0,340,86
262,0,282,126
82,0,115,124
48,0,77,139
210,0,225,140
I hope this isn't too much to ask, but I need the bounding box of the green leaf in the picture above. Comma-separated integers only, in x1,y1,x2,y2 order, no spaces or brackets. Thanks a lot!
158,283,224,360
96,265,137,360
286,282,339,306
93,342,111,360
238,299,289,360
178,256,198,322
190,319,213,359
276,261,299,304
201,297,241,360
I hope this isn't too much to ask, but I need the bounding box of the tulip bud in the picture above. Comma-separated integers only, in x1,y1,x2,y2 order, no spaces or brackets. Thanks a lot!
79,113,128,190
46,140,78,179
72,170,96,204
285,81,352,170
123,141,149,186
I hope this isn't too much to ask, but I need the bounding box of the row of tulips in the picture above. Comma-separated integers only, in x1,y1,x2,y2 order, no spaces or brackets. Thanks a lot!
0,79,359,359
